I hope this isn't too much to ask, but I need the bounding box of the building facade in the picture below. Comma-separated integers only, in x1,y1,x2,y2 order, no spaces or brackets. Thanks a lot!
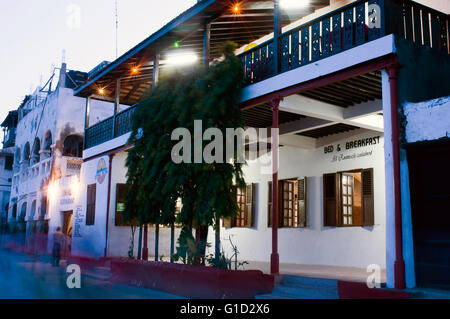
7,63,89,253
70,0,449,290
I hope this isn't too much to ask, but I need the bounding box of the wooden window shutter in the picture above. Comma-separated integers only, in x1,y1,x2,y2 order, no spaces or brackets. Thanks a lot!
323,173,337,226
86,184,96,225
362,168,375,226
245,183,256,227
297,177,307,227
223,186,236,228
267,181,272,227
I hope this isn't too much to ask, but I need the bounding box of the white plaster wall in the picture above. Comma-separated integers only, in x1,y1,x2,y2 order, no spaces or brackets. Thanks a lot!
202,129,387,269
404,96,450,143
71,155,109,257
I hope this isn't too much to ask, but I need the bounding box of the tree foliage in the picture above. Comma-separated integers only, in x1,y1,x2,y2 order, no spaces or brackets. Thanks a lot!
123,42,246,237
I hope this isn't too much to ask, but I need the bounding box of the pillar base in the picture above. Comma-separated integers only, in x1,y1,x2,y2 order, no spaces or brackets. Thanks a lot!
270,253,279,275
394,259,406,289
142,248,148,261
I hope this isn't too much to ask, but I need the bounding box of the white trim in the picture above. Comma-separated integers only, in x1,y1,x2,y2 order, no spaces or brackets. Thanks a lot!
240,35,396,103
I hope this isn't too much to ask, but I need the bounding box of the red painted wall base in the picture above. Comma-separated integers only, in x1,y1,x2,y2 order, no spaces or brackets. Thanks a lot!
110,258,274,298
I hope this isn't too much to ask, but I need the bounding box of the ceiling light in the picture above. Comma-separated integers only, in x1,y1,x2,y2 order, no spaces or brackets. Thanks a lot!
279,0,310,9
165,51,198,67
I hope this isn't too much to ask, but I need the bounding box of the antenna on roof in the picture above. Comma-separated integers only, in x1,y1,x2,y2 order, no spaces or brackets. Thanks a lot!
62,49,66,64
115,0,119,59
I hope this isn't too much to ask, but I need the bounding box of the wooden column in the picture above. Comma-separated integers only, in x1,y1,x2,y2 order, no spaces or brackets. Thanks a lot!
153,54,160,88
203,22,211,66
271,98,280,275
112,79,120,138
387,65,406,289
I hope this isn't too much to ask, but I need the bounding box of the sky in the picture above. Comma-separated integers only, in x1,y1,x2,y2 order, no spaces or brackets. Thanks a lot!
0,0,196,122
0,0,448,124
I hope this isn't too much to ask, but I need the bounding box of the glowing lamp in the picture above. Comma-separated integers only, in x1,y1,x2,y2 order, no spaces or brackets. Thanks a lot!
47,183,58,200
98,88,105,95
280,0,310,9
165,51,198,67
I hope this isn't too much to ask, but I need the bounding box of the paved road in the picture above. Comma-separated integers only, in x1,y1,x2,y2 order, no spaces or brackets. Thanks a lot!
0,248,184,299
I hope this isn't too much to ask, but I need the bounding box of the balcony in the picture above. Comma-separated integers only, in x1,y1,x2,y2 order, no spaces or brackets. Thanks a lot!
81,0,448,150
238,0,449,86
85,104,136,149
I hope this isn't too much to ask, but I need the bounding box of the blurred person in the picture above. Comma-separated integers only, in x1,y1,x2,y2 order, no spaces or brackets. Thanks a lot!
52,227,65,267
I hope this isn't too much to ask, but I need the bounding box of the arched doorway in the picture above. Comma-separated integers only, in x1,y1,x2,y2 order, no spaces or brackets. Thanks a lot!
63,135,83,158
43,131,52,159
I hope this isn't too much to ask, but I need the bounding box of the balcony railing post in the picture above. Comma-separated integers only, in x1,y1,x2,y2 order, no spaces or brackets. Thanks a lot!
273,0,281,75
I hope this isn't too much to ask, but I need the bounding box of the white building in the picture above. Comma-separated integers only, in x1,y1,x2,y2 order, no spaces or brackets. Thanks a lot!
0,111,16,231
71,0,449,291
7,63,91,253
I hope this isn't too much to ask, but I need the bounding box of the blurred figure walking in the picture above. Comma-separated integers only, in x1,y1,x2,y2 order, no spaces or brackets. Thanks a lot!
52,227,65,267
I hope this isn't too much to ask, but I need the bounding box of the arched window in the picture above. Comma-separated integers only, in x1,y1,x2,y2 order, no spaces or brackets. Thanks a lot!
14,147,21,171
23,142,30,164
30,200,37,220
11,203,17,219
40,196,48,220
43,131,52,158
63,135,83,158
19,202,27,222
31,138,40,164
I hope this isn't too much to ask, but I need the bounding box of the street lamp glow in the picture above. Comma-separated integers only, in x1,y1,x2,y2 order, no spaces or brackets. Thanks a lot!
70,178,80,197
47,182,58,200
165,51,198,67
279,0,310,9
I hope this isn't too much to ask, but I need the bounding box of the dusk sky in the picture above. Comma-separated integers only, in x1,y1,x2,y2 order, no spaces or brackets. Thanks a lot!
0,0,448,123
0,0,196,122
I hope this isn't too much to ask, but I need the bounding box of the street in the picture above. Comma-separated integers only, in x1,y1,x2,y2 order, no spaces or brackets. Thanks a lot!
0,248,184,299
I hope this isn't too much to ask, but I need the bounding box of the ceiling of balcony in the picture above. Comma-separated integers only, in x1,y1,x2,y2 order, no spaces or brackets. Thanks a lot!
242,70,382,138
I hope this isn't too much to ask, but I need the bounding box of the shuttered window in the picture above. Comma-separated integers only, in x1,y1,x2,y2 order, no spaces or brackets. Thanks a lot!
223,183,256,228
268,178,307,228
86,184,96,226
298,177,307,228
323,169,374,227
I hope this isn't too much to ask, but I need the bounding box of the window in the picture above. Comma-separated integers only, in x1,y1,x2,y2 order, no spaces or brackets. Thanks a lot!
115,183,138,226
323,168,374,227
223,183,256,228
86,184,96,225
268,177,307,228
4,156,13,170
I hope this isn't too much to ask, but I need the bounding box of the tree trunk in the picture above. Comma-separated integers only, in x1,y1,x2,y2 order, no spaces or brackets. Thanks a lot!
154,224,159,261
215,216,220,263
198,225,209,265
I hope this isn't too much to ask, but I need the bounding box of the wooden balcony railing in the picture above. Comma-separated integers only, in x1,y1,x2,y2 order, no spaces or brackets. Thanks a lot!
238,0,448,86
85,104,137,149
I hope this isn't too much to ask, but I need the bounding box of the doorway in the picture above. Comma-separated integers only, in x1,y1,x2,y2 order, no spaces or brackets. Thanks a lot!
408,141,450,289
61,211,73,257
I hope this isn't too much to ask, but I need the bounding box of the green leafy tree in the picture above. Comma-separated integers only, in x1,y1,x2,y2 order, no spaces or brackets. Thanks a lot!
123,42,246,262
